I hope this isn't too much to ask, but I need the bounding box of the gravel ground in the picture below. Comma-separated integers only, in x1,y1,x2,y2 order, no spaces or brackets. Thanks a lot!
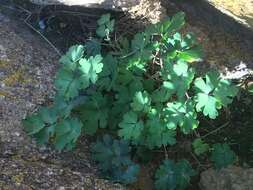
0,11,124,190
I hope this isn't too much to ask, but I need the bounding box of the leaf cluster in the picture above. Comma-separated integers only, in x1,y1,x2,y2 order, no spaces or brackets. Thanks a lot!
91,135,139,184
23,12,239,187
155,159,196,190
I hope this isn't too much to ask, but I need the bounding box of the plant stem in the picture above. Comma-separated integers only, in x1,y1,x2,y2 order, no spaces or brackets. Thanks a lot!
202,122,230,139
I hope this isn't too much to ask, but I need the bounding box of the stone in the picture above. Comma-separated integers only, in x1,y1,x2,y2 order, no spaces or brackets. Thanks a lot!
207,0,253,29
30,0,141,10
167,0,253,52
199,166,253,190
29,0,166,23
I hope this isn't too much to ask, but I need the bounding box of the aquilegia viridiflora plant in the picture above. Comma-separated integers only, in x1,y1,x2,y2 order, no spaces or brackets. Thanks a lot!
23,12,238,189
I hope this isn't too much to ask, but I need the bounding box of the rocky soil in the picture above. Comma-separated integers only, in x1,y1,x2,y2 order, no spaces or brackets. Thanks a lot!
0,11,124,190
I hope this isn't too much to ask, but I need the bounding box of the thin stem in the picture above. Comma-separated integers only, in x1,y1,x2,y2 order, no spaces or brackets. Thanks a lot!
202,122,230,139
163,145,168,160
16,5,62,56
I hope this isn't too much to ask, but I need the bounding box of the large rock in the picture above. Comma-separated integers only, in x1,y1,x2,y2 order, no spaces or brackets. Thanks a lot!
30,0,141,10
207,0,253,29
199,166,253,190
29,0,166,23
0,11,124,190
168,0,253,52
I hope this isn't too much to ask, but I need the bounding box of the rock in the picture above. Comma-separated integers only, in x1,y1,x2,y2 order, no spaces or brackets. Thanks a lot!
168,0,253,52
199,166,253,190
29,0,141,10
29,0,166,23
0,11,123,190
206,0,253,30
128,0,166,24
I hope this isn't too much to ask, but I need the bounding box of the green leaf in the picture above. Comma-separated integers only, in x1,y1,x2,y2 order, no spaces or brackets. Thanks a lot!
131,33,152,61
59,45,84,70
146,117,176,148
85,38,101,56
97,54,118,91
248,83,253,94
26,107,58,144
152,81,175,103
175,160,196,190
106,19,115,32
155,160,177,190
131,91,151,113
194,71,238,119
162,12,185,35
162,60,195,99
53,96,73,117
118,111,144,141
54,118,82,150
38,107,58,124
155,159,195,190
80,93,109,135
96,25,107,38
96,14,114,39
181,33,198,48
78,55,103,88
211,143,236,169
97,14,111,25
114,77,143,104
173,60,188,76
143,79,155,93
23,114,45,135
192,138,209,156
214,79,238,106
131,33,147,51
163,100,199,134
34,125,55,145
91,135,139,184
120,164,140,184
55,68,81,100
195,92,218,119
177,46,203,63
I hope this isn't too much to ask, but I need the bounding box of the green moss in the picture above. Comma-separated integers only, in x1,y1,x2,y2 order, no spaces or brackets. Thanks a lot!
0,59,33,86
11,173,24,185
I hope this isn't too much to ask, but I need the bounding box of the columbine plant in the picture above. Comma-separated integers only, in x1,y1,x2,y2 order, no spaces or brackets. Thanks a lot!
23,13,238,189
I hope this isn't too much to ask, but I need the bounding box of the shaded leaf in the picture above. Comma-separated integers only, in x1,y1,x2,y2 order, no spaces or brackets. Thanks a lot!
211,143,236,169
118,111,144,141
192,138,209,156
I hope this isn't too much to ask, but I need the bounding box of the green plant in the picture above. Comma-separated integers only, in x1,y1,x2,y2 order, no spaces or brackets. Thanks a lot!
211,143,236,169
155,159,196,190
192,138,209,156
247,83,253,95
91,135,139,184
23,12,238,188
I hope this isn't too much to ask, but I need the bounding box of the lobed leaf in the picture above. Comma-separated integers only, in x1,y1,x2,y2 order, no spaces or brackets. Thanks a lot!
131,91,151,113
54,118,82,150
91,135,139,184
155,159,195,190
118,111,144,141
194,71,238,119
192,138,209,156
210,143,236,169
